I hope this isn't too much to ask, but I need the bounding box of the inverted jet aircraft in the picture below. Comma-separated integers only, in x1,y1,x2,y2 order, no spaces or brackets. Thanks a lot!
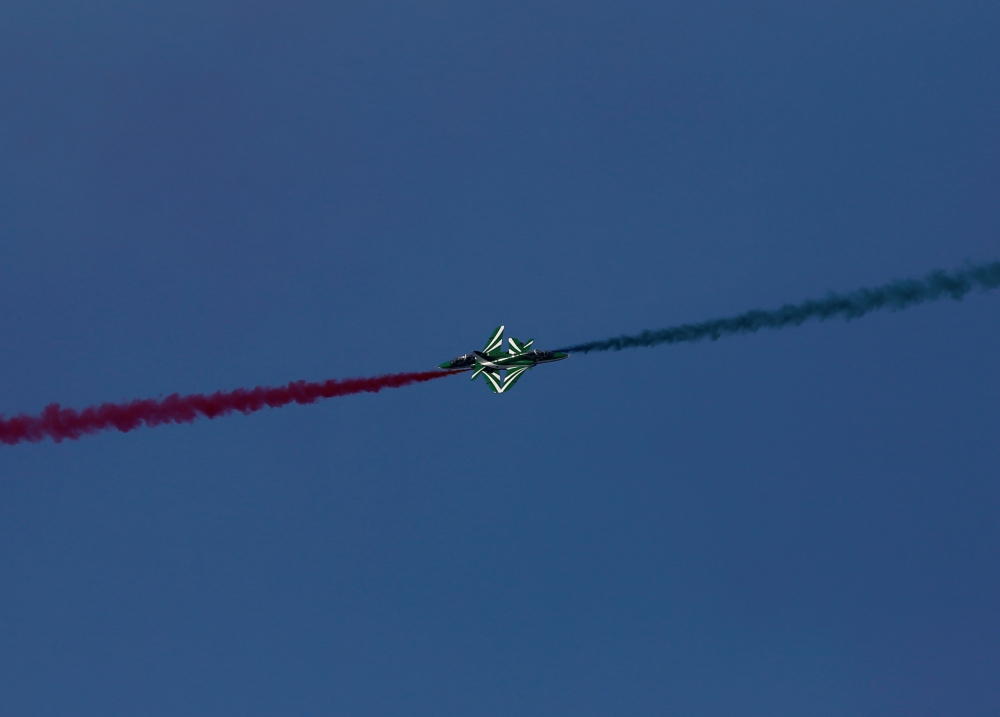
439,325,569,393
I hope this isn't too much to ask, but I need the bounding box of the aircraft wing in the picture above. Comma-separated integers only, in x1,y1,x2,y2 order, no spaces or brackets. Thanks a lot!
507,337,534,354
484,325,505,357
497,366,530,392
477,365,531,394
471,361,506,394
481,369,505,393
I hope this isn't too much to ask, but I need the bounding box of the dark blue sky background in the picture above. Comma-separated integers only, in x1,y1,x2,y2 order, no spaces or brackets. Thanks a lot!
2,1,999,714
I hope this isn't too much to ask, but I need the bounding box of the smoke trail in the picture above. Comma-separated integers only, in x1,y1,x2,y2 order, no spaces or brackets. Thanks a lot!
556,261,1000,354
0,370,457,445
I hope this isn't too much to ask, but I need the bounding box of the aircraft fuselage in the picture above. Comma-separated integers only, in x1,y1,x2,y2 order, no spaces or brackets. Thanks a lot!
469,349,568,370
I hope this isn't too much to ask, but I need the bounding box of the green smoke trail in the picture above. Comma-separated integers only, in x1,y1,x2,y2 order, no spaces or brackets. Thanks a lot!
556,261,1000,354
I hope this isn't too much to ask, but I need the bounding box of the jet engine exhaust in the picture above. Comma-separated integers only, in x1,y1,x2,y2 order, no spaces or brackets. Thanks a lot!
555,261,1000,354
0,370,458,445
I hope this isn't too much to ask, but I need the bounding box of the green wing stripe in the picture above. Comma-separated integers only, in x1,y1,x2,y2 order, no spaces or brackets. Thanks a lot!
482,370,503,393
483,325,504,354
497,366,530,393
507,337,534,355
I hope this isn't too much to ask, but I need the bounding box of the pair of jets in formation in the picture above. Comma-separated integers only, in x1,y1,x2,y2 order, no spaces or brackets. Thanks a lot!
438,326,568,393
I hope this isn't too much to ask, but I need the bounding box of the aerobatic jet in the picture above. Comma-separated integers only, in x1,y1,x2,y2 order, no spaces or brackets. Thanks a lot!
439,325,569,393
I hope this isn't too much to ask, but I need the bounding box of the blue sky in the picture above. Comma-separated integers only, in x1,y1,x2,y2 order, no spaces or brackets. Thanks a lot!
1,2,999,714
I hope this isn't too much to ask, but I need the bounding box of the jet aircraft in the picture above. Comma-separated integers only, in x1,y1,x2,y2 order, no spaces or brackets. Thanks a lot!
439,325,569,393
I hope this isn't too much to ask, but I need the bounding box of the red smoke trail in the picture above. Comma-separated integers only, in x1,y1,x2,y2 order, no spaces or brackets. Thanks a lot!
0,370,458,445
